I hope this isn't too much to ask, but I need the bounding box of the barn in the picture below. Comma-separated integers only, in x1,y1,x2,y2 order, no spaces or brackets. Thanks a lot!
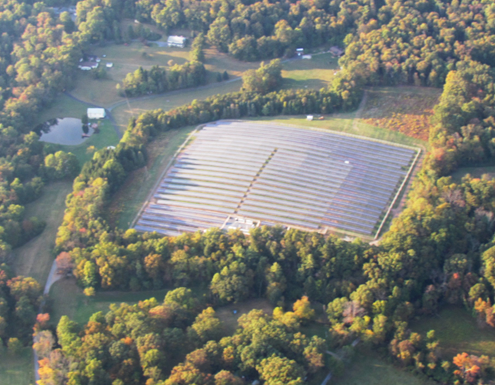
87,108,106,119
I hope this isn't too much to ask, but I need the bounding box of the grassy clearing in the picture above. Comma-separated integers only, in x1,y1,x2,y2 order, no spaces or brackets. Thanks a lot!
332,350,435,385
451,165,495,183
215,298,274,336
412,306,495,359
0,347,35,385
37,93,89,123
107,126,196,229
48,278,171,325
281,53,339,90
111,80,241,133
250,114,427,148
360,86,441,141
12,181,73,285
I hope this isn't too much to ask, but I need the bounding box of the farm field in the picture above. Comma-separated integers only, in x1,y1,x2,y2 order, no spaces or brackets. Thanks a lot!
0,347,35,385
412,306,495,359
12,181,73,285
359,86,442,141
135,121,418,238
332,351,435,385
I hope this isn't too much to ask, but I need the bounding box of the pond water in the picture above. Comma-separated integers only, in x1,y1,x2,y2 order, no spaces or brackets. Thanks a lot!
37,118,94,145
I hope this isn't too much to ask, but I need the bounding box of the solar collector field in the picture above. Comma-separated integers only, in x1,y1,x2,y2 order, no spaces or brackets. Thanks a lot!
135,121,418,237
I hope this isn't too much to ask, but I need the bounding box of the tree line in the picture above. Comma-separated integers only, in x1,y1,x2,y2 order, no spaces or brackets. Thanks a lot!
117,61,207,98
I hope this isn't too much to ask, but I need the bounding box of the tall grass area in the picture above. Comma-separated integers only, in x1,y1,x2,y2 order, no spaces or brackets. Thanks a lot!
251,115,427,148
106,126,197,229
0,347,35,385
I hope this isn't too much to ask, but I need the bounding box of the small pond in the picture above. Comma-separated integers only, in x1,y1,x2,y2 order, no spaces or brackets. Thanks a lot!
37,118,94,146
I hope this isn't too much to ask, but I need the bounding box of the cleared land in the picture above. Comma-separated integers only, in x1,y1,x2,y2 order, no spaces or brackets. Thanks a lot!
412,306,495,359
71,41,260,107
359,87,441,141
215,298,274,336
12,181,73,284
135,121,418,237
451,165,495,183
281,53,339,90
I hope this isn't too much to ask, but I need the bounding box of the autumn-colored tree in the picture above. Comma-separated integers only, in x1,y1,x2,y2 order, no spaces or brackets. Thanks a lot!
293,296,315,322
56,252,74,275
453,353,489,383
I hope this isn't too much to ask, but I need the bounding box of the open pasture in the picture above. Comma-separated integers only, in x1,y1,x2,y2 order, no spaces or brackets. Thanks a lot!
135,121,419,237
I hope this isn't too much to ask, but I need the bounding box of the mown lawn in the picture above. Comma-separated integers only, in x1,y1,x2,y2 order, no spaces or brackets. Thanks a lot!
281,53,339,90
37,93,89,123
106,125,197,229
0,347,35,385
412,306,495,359
12,181,73,285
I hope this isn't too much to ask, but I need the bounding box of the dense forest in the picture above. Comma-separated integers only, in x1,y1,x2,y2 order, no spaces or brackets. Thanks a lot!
0,0,492,383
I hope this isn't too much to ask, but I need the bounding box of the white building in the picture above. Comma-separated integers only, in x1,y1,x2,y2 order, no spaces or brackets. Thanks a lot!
87,108,106,119
167,35,187,48
302,54,312,59
78,62,98,70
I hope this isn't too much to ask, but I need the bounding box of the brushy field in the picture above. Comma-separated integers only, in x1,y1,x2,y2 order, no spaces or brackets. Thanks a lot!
332,351,435,385
360,86,442,141
412,306,495,359
106,126,197,229
12,181,73,285
253,114,427,148
0,347,35,385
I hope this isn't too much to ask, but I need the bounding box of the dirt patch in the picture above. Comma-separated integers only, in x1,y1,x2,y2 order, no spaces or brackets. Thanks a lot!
360,87,441,141
215,298,274,336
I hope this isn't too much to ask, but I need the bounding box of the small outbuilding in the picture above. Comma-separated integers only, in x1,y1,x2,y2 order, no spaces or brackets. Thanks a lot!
87,108,106,119
306,115,314,121
296,48,304,56
330,46,344,57
167,35,187,48
302,54,312,59
106,62,114,68
78,62,98,70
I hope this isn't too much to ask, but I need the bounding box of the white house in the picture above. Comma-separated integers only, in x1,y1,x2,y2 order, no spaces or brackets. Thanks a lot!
167,35,187,48
87,108,106,119
78,62,98,70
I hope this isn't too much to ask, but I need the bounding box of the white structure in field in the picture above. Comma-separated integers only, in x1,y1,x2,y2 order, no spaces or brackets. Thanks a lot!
302,54,312,59
306,115,314,121
87,108,106,119
167,35,187,48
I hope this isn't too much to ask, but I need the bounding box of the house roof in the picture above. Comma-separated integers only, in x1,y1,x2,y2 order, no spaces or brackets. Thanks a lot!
167,35,186,44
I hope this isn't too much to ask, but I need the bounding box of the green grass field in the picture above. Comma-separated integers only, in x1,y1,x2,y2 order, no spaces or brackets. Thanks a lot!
37,94,89,123
0,347,35,385
332,351,435,385
412,306,495,359
107,125,196,229
111,80,242,133
281,53,339,90
48,278,171,325
12,181,73,284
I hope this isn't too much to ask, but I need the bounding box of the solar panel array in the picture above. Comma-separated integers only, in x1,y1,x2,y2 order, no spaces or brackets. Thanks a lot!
135,121,417,237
